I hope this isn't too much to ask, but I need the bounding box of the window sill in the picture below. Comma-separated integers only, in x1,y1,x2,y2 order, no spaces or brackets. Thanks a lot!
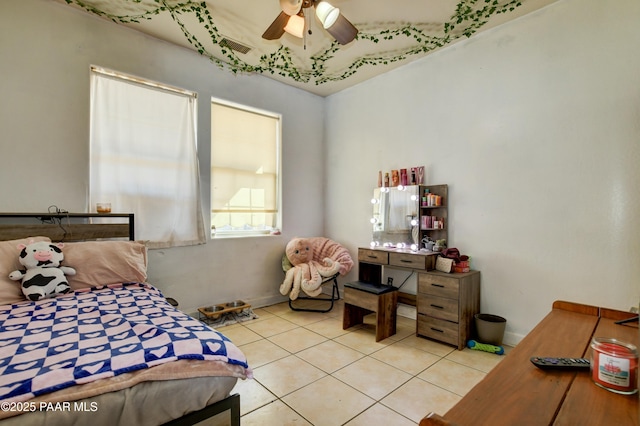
211,232,280,239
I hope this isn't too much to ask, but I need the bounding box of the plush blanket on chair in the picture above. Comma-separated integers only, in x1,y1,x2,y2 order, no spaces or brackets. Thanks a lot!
280,237,354,300
306,237,354,276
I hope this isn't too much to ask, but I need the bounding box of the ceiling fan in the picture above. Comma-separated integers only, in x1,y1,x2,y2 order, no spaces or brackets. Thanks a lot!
262,0,358,45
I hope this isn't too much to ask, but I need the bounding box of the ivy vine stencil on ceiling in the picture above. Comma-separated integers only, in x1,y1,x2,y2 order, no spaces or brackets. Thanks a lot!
61,0,551,95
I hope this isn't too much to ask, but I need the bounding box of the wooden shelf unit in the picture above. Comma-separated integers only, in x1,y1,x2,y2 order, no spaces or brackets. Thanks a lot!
418,184,448,246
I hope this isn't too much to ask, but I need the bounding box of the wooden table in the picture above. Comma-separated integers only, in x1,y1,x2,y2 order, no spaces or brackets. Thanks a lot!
421,301,639,426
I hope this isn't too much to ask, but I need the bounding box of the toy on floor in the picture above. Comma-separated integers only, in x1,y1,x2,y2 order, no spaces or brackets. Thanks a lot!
467,340,504,355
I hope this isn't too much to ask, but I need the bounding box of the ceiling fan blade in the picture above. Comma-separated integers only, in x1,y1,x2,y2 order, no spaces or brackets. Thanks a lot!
262,12,289,40
325,13,358,45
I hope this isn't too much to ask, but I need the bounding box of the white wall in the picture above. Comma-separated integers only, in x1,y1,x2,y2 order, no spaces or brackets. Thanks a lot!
0,0,325,313
325,0,640,344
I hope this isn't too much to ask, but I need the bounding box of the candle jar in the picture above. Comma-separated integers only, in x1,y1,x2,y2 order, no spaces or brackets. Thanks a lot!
96,203,111,214
590,337,638,395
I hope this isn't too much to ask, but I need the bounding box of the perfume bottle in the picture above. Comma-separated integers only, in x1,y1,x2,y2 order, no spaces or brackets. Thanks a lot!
391,170,400,186
400,169,408,186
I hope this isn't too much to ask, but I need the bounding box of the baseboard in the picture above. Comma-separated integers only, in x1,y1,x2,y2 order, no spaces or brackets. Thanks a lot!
397,303,417,320
502,330,524,347
247,294,289,309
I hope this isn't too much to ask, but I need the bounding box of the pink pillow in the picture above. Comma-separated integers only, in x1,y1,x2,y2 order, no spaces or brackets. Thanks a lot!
0,236,52,305
62,240,148,290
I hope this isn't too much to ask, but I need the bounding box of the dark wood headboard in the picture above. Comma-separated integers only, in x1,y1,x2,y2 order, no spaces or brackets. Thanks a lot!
0,213,135,242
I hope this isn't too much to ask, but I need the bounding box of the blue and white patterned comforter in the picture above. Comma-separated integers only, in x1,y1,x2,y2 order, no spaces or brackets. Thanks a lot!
0,283,249,402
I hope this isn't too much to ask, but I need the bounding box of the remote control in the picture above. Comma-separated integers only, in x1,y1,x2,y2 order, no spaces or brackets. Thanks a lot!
530,356,590,370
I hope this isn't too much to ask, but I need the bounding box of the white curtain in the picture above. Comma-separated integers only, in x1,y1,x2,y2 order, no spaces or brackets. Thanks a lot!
90,68,205,248
210,101,279,236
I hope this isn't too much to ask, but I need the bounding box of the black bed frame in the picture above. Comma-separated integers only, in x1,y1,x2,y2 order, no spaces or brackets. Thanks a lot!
0,212,242,425
162,393,240,426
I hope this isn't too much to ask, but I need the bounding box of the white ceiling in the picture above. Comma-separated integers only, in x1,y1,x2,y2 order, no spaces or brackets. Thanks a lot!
57,0,559,96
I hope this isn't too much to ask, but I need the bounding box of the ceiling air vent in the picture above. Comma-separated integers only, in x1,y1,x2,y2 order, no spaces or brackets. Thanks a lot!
219,37,252,54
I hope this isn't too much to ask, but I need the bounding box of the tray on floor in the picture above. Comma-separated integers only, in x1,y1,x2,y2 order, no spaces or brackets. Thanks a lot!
198,300,251,319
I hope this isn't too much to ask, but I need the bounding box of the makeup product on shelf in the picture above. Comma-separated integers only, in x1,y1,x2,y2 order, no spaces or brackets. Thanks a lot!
378,171,382,187
416,166,425,184
400,169,408,186
391,170,400,187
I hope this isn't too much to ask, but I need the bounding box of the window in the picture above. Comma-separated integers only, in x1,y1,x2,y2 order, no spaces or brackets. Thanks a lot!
90,66,205,248
211,99,281,237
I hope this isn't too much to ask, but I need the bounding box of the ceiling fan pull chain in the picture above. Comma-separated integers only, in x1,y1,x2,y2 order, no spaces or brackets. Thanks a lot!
303,10,310,50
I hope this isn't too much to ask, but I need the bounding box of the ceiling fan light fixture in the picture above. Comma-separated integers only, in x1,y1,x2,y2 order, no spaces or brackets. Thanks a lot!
279,0,302,16
315,1,340,29
283,14,305,38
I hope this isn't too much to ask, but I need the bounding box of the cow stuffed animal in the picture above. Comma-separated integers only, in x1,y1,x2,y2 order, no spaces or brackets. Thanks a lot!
8,240,76,301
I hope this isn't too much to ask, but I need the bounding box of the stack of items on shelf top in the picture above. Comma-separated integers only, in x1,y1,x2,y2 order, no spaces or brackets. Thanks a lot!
378,166,425,188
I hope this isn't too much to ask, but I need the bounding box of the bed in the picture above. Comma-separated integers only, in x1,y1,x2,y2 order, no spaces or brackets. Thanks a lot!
0,213,251,425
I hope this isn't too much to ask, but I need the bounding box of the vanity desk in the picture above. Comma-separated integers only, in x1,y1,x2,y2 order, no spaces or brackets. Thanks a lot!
357,247,480,350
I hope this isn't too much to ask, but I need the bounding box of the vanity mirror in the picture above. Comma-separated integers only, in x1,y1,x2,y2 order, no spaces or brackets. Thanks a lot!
370,185,419,248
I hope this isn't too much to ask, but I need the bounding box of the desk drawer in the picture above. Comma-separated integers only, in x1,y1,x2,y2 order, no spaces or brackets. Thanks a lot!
389,252,426,270
358,249,389,265
417,295,459,322
417,314,459,347
418,273,460,299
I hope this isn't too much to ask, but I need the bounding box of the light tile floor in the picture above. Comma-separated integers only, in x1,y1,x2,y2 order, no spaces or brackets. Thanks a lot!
212,299,510,426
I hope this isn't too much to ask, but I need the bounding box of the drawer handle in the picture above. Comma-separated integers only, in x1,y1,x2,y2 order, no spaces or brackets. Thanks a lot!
430,304,444,310
431,283,445,288
400,259,413,263
367,255,377,259
430,327,444,333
